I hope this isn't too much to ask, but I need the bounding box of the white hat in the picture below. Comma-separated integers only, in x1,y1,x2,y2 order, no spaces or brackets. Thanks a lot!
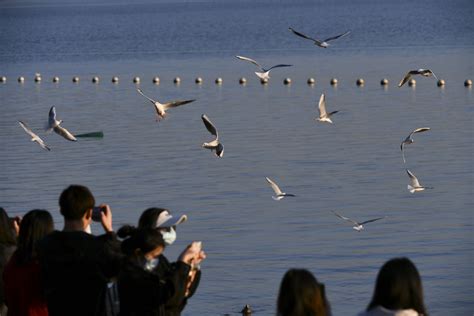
155,210,187,228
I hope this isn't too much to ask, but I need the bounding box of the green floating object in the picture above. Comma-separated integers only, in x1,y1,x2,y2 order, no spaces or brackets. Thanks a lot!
74,131,104,138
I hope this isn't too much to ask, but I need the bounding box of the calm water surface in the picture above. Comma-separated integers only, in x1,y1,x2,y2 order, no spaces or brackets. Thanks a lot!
0,1,473,315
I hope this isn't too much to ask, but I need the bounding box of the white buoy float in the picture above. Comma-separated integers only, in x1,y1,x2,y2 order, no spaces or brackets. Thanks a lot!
195,77,203,84
330,78,338,86
174,77,181,84
380,78,389,86
307,78,315,85
408,78,416,87
215,77,223,85
0,76,6,83
34,76,42,83
153,77,160,84
356,78,364,86
52,76,60,83
18,76,25,83
464,79,472,87
260,78,268,85
283,78,292,85
437,79,445,87
133,77,140,84
239,77,247,85
92,76,99,83
72,76,80,83
112,76,119,83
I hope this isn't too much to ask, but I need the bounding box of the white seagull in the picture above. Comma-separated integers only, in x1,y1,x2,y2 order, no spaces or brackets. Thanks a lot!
265,177,295,200
288,27,350,48
18,121,51,151
201,114,224,158
45,106,76,141
137,88,196,121
401,127,431,163
406,169,433,194
332,211,386,232
316,93,339,123
398,69,438,87
235,55,292,80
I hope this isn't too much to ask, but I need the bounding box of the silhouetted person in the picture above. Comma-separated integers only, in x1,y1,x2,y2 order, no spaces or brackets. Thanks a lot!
0,207,18,316
38,185,122,316
277,268,330,316
4,209,54,316
359,257,428,316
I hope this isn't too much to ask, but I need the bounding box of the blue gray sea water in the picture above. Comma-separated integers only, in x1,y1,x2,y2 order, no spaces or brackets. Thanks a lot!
1,0,473,315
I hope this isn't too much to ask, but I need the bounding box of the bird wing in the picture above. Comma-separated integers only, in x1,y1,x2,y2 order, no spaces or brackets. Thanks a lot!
163,99,195,109
18,121,36,139
265,64,293,71
235,55,263,71
54,125,77,141
398,71,413,87
265,177,283,195
36,138,51,151
201,114,218,137
323,31,351,42
332,211,359,225
288,27,321,44
360,217,386,225
136,88,157,105
411,127,431,136
406,169,421,187
427,70,438,80
215,143,224,158
48,106,57,126
318,93,327,117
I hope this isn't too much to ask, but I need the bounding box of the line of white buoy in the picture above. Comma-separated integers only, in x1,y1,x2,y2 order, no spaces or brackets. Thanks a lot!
0,76,472,87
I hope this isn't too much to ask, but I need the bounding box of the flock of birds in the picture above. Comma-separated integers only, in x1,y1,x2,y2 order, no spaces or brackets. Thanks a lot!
17,27,439,232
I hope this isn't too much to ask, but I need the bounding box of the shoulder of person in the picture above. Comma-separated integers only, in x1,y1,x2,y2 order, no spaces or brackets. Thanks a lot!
358,306,420,316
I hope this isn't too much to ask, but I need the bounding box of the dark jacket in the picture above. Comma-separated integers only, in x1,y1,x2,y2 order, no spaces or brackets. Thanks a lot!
117,258,191,316
153,255,201,316
37,231,122,316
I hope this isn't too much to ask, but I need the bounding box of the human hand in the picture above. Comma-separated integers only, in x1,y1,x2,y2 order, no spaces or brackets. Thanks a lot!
99,204,113,233
178,241,203,266
12,216,21,236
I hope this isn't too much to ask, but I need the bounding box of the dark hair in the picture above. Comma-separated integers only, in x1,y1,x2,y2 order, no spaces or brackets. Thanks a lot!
15,209,54,265
0,207,17,246
59,185,95,220
367,257,428,315
118,225,165,258
138,207,168,230
277,269,329,316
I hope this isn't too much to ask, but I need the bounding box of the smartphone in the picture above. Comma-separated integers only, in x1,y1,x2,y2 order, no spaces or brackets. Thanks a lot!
92,206,105,222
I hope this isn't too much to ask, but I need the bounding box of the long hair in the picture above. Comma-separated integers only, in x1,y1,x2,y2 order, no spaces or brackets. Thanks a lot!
138,208,168,230
0,207,17,246
118,225,165,259
367,257,428,315
15,209,54,265
277,269,329,316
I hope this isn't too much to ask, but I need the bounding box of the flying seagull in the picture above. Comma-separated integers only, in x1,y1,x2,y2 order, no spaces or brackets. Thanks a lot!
201,114,224,158
316,93,339,123
45,106,76,141
265,177,295,200
235,55,292,80
288,27,350,48
332,211,386,232
136,88,196,121
398,69,438,87
401,127,431,163
406,169,433,194
18,121,51,151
